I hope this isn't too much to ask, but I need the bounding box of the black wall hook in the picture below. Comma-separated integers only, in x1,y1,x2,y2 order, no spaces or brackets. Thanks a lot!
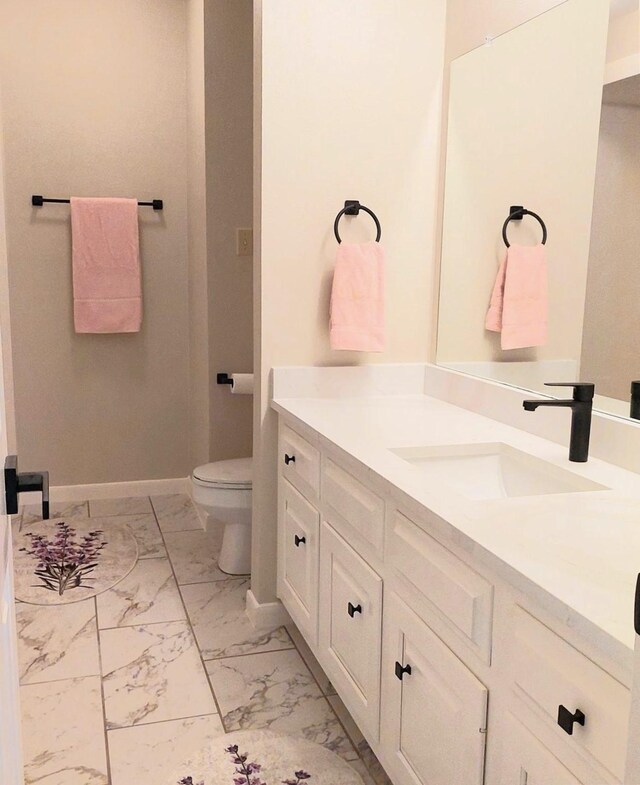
502,205,547,247
334,200,382,243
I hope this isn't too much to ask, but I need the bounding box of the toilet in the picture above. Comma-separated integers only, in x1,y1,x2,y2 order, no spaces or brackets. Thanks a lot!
191,457,252,575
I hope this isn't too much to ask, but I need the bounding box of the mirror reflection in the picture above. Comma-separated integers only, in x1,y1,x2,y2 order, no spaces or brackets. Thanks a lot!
437,0,640,420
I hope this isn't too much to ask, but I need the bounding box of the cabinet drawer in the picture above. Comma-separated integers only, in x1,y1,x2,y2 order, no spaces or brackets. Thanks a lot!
278,482,320,644
388,511,493,661
323,457,384,555
510,607,629,781
500,714,584,784
319,521,382,740
281,425,320,503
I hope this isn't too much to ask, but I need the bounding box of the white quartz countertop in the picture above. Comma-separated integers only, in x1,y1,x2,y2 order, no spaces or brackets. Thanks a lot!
272,392,640,670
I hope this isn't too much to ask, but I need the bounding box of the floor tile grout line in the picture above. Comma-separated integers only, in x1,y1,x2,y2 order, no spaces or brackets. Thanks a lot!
98,616,189,633
95,595,114,785
175,576,246,587
152,495,229,733
200,644,295,663
106,710,223,735
18,671,102,689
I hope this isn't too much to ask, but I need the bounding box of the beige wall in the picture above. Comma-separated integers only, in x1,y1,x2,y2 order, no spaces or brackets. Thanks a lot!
0,100,16,455
437,0,609,370
206,0,254,463
252,0,447,602
187,0,211,469
0,0,191,485
581,82,640,399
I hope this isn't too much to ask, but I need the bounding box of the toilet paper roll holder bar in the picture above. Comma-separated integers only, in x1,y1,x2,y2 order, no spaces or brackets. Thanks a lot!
217,373,234,386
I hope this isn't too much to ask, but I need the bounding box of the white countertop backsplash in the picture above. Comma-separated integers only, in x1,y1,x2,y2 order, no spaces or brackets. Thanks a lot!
272,363,640,673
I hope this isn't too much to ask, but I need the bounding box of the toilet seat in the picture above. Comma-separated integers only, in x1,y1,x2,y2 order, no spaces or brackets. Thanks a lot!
192,458,252,490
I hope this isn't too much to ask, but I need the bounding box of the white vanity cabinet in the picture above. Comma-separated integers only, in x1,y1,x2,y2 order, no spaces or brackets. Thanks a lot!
275,418,630,785
381,592,488,785
318,520,383,740
278,480,320,645
500,716,585,785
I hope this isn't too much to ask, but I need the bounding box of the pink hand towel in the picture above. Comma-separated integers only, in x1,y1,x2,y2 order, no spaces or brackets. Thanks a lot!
330,241,385,352
71,197,142,333
485,243,548,350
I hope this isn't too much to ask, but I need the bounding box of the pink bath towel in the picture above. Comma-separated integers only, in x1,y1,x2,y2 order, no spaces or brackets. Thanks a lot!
330,241,385,352
71,197,142,333
485,243,548,350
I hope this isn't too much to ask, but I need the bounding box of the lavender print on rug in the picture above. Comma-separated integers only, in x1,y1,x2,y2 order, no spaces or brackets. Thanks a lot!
14,518,138,606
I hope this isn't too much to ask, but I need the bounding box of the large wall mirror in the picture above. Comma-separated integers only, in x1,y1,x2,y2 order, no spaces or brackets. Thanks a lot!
437,0,640,420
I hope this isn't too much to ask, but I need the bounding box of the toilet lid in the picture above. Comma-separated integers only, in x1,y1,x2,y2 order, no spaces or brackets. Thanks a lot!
193,457,252,489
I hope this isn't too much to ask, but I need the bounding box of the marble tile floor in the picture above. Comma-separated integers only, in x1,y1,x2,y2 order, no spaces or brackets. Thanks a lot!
13,493,390,785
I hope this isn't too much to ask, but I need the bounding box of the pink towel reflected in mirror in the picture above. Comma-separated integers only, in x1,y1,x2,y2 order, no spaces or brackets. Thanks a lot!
485,243,548,350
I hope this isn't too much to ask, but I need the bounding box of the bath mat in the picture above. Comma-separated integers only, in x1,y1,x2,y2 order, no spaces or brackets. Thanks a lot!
14,518,138,605
173,729,364,785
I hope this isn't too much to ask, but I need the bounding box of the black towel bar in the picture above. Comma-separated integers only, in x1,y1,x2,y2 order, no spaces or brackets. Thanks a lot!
32,195,163,211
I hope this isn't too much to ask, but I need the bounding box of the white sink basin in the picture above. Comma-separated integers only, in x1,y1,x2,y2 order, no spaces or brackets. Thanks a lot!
389,443,608,501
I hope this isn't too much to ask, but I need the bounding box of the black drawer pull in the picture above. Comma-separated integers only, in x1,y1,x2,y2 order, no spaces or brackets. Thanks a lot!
284,454,296,465
634,573,640,635
294,535,306,547
347,602,362,618
395,661,412,681
557,705,585,735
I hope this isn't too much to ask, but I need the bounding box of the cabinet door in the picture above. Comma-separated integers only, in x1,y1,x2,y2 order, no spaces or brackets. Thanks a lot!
278,481,320,644
319,521,383,740
381,593,488,785
500,714,584,785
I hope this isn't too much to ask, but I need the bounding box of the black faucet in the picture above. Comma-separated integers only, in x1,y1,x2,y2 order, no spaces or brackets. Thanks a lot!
522,383,594,463
631,381,640,421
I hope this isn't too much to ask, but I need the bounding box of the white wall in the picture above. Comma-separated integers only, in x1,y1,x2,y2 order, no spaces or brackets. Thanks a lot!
252,0,447,603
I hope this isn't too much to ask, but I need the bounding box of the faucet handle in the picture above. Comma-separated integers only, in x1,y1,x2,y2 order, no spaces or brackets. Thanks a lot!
544,382,595,402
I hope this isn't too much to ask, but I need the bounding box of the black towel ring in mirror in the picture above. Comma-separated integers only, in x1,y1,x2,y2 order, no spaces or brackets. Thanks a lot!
502,206,547,247
334,200,382,244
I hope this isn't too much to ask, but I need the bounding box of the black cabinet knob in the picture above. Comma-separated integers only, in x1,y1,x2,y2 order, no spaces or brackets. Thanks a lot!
347,602,362,618
557,705,585,735
395,661,412,681
294,535,306,547
284,454,296,465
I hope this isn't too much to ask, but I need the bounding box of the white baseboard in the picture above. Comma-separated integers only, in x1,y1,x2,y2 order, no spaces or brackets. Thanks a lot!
20,477,190,505
246,589,291,631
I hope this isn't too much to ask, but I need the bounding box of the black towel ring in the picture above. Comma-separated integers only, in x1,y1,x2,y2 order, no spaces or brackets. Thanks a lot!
502,206,547,247
334,200,382,244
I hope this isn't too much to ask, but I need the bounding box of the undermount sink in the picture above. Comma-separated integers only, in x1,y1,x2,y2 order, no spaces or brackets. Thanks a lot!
389,443,608,501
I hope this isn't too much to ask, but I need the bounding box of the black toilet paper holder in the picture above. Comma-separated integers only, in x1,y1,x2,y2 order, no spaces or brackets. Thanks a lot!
217,373,233,386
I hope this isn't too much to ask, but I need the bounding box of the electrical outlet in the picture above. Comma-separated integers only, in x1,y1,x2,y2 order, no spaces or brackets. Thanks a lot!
236,228,253,257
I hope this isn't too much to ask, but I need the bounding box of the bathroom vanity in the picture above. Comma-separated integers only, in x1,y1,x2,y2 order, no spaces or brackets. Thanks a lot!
271,364,640,785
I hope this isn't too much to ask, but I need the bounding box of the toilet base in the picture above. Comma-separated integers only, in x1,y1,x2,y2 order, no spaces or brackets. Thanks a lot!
218,520,251,575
